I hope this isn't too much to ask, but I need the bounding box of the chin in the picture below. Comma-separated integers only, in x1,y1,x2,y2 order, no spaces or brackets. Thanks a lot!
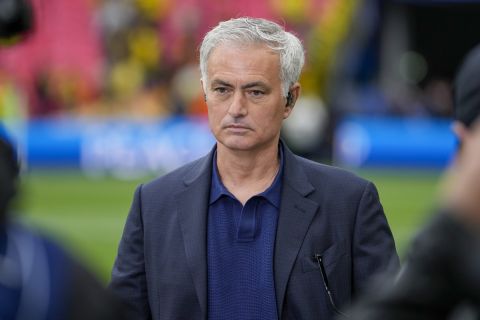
218,136,256,151
222,141,254,151
219,136,278,153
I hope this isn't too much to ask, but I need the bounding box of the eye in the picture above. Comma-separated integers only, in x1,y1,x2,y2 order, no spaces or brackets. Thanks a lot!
248,90,265,97
213,87,229,94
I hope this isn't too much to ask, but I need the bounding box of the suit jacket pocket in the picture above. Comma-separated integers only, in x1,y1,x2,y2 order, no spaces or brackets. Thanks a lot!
301,242,346,274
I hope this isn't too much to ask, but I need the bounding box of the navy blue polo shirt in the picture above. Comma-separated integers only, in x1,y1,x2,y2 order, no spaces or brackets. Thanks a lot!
207,147,283,320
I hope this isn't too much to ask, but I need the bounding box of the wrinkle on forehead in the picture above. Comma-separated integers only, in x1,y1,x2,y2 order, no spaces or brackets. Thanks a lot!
207,43,279,74
206,43,282,88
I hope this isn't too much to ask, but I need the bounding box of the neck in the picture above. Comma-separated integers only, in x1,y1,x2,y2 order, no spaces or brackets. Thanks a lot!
216,142,280,204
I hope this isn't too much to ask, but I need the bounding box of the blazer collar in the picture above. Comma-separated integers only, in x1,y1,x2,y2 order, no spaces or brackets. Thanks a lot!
281,141,315,196
175,146,215,319
274,142,319,318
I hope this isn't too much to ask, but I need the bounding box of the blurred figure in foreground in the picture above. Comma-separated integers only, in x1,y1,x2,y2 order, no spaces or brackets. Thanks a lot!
0,1,126,319
0,132,127,320
349,44,480,320
0,0,32,42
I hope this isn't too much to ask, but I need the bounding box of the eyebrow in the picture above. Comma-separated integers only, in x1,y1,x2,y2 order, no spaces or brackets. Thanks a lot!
210,79,269,90
241,81,269,90
210,79,233,88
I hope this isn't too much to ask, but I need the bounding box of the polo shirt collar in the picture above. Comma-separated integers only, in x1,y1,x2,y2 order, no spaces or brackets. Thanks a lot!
209,144,284,208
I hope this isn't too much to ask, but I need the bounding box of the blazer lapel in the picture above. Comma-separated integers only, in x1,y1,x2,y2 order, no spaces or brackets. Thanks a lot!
274,144,319,318
175,148,215,319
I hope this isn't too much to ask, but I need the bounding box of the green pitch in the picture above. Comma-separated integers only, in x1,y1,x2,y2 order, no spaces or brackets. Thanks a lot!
18,169,441,284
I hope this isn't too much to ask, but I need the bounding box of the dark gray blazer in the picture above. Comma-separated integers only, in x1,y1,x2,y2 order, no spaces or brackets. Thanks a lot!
110,143,399,320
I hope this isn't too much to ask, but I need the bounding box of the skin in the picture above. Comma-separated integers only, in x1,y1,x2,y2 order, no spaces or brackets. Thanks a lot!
202,43,300,204
452,121,469,148
443,120,480,226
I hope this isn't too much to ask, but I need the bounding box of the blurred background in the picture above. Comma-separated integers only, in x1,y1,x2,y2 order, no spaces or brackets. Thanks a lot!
1,0,479,282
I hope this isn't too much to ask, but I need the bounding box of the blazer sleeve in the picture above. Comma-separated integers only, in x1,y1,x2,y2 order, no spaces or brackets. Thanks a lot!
352,181,399,294
109,185,152,319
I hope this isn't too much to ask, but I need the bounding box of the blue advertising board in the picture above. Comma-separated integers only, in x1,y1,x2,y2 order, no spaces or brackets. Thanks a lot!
334,116,457,169
2,115,457,173
18,116,215,177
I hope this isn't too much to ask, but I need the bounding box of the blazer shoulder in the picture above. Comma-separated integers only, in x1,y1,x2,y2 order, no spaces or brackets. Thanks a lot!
141,155,209,195
295,155,371,191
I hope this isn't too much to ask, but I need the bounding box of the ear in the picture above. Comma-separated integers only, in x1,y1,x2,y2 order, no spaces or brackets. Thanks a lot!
452,121,469,145
200,79,206,95
283,83,301,119
200,79,208,102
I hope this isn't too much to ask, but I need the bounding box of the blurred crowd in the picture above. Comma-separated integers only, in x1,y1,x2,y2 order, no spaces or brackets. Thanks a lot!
0,0,465,158
0,0,359,120
0,0,480,165
0,0,462,118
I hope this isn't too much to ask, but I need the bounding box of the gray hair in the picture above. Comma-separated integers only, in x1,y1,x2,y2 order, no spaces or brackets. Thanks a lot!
199,17,305,97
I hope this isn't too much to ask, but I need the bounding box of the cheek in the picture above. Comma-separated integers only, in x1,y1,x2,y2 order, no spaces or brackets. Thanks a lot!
207,114,218,132
207,105,225,127
255,109,284,131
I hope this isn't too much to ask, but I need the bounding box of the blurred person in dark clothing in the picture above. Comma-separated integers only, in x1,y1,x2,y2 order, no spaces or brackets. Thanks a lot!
0,1,127,318
0,0,32,42
348,43,480,320
0,130,127,320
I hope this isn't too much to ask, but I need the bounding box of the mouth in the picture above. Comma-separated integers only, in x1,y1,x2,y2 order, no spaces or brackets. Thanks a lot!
226,124,249,129
224,124,251,133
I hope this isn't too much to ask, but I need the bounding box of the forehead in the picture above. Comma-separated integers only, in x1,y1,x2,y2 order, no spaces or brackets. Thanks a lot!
206,43,281,84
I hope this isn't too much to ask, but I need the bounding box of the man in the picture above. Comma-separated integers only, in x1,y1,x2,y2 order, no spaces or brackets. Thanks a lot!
348,44,480,320
110,17,398,320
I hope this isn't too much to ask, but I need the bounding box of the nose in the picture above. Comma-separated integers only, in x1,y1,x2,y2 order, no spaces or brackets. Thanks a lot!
227,91,247,117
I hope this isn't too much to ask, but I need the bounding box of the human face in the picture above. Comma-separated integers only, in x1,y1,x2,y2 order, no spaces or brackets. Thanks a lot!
203,43,295,153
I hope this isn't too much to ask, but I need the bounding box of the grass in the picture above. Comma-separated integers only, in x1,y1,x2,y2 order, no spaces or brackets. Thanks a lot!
17,168,441,284
18,171,143,283
359,169,441,255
